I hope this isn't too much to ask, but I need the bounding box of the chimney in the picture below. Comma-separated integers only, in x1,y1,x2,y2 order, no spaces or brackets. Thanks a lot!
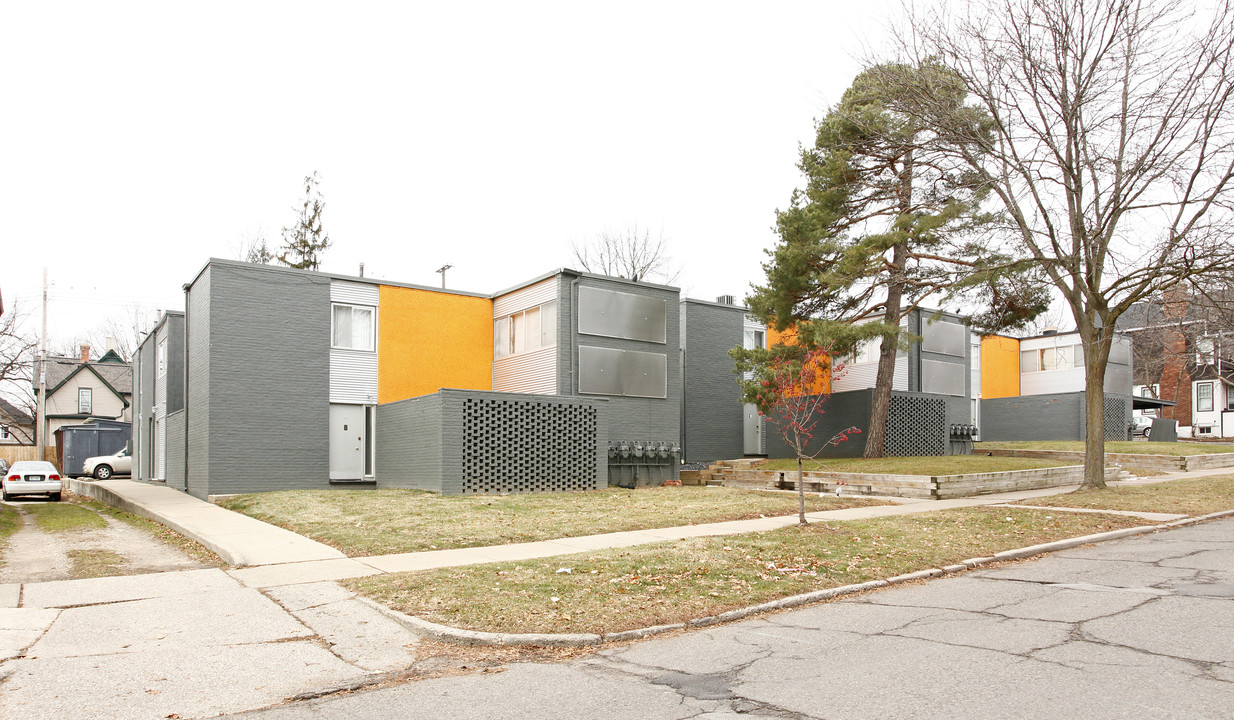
105,337,118,353
80,344,91,363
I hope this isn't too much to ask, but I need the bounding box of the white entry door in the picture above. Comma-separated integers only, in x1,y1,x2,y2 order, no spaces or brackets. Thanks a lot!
743,403,763,455
329,404,368,480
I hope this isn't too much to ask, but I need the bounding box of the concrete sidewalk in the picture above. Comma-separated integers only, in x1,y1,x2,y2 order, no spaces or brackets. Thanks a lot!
69,479,347,567
67,474,1205,590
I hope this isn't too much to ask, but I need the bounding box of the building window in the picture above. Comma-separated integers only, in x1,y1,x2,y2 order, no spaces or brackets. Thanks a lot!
1197,382,1214,412
1021,345,1082,373
332,304,375,351
0,426,9,440
743,328,765,350
494,301,556,359
157,338,167,377
78,388,92,414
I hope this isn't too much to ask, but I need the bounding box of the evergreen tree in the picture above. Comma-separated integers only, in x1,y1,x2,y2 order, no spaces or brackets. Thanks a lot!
278,171,331,271
744,63,1045,457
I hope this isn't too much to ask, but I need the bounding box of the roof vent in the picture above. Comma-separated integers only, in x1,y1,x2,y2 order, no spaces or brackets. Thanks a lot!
1042,327,1058,335
716,294,735,305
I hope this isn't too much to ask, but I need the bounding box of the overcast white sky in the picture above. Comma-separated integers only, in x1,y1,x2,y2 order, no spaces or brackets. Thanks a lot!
2,1,896,350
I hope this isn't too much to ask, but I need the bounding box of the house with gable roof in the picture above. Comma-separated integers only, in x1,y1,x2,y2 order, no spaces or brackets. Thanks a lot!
35,345,132,446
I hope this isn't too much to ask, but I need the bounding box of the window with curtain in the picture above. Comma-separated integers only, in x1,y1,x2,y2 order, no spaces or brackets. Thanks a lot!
332,304,375,351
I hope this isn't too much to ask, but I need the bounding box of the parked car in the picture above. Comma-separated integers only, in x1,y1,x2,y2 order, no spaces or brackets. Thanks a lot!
82,446,132,480
1132,415,1153,438
2,460,62,501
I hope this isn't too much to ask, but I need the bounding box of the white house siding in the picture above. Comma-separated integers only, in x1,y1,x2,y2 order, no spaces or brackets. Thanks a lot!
1019,335,1086,395
493,277,558,394
330,281,379,404
831,316,909,393
1192,379,1232,437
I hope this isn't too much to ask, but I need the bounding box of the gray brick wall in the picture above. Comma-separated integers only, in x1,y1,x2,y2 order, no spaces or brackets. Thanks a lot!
165,313,186,414
980,392,1085,441
764,389,872,459
133,334,156,483
680,300,746,463
376,393,445,492
165,410,185,488
186,266,212,499
205,263,331,496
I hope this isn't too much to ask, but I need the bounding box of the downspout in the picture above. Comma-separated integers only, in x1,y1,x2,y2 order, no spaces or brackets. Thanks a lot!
182,283,190,494
569,275,581,396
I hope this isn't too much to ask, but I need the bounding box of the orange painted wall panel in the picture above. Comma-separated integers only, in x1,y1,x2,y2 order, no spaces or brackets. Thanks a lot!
980,335,1021,399
764,323,832,394
378,286,493,403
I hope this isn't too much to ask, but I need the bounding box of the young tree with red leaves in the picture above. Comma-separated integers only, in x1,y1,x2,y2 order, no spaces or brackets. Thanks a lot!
733,346,861,524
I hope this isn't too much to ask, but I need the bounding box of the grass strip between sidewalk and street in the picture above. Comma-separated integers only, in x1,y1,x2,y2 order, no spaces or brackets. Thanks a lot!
218,487,889,557
975,441,1234,456
754,455,1073,475
344,507,1150,635
1014,474,1234,516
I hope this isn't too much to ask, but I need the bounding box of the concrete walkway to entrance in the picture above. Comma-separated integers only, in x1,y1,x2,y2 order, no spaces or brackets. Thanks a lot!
67,472,1207,591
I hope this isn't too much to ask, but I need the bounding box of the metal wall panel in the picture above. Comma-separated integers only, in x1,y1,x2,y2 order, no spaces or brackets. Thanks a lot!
922,320,966,356
577,286,667,344
493,346,557,394
330,280,379,305
578,345,668,398
922,359,966,396
493,277,558,317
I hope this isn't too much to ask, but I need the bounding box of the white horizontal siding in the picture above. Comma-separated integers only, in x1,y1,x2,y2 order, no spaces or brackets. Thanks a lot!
833,356,908,392
331,280,379,305
331,349,378,403
493,346,556,394
494,277,557,317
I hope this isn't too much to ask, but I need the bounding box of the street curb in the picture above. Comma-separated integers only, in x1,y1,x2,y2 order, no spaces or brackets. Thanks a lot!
355,512,1234,648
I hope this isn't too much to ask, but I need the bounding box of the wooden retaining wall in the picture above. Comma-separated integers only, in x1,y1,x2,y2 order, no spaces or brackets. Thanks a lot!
982,449,1234,472
719,465,1121,500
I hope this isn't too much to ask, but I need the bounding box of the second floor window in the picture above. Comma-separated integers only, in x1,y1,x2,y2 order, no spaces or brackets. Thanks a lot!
79,388,92,414
494,302,557,359
332,304,375,351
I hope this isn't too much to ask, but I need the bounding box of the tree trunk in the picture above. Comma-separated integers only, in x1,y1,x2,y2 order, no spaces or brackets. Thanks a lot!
797,455,806,525
863,243,907,458
1081,328,1114,489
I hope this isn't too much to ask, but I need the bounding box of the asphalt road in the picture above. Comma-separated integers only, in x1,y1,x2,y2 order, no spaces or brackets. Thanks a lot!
226,517,1234,720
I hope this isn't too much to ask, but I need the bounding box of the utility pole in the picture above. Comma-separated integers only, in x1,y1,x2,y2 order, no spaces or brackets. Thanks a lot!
35,267,47,460
436,264,452,289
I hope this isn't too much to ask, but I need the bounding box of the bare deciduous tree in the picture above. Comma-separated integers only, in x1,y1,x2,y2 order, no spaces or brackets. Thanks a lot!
894,0,1234,487
570,227,680,284
0,303,38,436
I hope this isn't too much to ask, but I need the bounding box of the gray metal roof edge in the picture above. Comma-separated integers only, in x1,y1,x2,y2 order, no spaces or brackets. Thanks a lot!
192,258,492,299
681,297,751,312
490,268,681,299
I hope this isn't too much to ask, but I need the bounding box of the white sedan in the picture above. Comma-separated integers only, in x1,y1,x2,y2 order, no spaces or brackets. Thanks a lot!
82,447,132,480
2,460,63,501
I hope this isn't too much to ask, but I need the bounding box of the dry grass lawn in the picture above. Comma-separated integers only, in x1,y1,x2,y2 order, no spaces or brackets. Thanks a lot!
219,486,890,557
1018,474,1234,516
346,507,1148,635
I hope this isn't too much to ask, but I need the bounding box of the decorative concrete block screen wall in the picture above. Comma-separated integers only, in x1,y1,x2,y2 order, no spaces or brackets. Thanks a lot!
377,389,608,495
884,394,947,456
